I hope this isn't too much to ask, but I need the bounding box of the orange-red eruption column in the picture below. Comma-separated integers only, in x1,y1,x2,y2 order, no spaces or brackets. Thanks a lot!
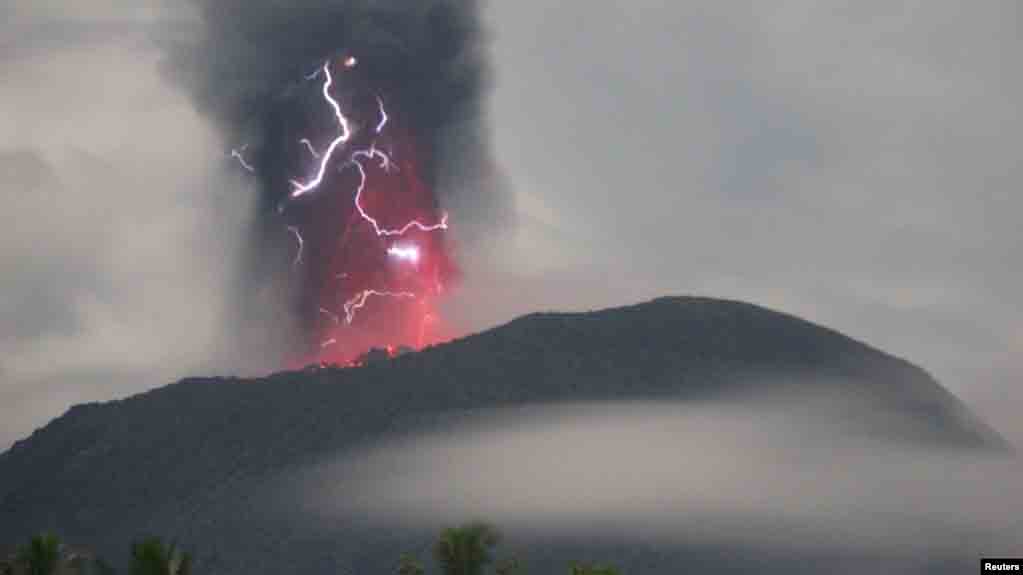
286,56,459,367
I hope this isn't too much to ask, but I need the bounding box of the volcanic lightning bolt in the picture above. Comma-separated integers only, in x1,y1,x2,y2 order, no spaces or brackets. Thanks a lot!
233,54,458,366
289,61,352,199
351,145,394,173
290,60,446,237
375,96,388,134
298,138,320,158
342,289,416,324
286,225,304,267
230,145,255,173
348,157,449,237
190,1,491,369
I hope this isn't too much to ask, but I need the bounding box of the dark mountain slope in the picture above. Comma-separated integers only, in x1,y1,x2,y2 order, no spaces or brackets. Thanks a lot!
0,296,1010,573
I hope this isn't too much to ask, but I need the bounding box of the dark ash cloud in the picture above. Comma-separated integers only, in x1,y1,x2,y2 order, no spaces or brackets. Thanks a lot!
161,0,509,353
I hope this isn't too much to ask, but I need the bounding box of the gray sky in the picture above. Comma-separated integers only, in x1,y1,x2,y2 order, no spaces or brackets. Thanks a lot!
1,1,1020,450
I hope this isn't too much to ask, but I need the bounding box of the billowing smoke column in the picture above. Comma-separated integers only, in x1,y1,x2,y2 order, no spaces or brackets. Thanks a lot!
165,0,502,365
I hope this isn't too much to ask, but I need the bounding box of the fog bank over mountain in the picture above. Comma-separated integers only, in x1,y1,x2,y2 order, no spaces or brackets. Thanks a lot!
295,399,1020,571
1,297,1015,573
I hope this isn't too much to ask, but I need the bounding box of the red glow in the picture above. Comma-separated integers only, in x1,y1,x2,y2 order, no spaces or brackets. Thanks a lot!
287,80,459,368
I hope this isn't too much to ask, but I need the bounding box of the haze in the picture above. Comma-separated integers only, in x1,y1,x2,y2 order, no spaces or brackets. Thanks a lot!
1,0,1020,459
286,396,1022,564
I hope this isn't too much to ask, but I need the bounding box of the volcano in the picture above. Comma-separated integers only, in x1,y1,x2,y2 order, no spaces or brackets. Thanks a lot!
0,296,1012,574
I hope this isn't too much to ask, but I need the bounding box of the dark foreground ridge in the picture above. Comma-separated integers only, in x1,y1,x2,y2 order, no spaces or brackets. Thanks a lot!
0,296,1011,573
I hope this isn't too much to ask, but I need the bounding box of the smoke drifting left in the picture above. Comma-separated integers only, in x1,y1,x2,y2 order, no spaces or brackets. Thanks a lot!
163,0,501,365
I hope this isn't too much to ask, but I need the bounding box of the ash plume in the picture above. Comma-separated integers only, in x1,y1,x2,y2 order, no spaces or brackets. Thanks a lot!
162,0,505,360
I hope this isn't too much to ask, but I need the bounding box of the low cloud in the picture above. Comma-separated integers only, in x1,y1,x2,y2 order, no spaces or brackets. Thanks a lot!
292,394,1022,561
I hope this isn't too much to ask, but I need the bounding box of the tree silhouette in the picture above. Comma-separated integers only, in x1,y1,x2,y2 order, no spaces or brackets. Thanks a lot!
129,538,191,575
15,533,61,575
398,553,425,575
433,522,500,575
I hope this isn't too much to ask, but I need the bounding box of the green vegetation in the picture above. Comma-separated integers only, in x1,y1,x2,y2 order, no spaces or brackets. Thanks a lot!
8,524,623,574
398,553,426,575
16,533,60,575
129,538,191,575
433,522,500,575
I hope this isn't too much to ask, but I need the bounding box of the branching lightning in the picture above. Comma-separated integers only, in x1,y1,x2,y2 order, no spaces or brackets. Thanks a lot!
230,145,255,173
299,138,321,158
349,158,449,237
351,145,394,173
226,54,456,363
289,61,352,199
343,289,415,324
289,60,446,238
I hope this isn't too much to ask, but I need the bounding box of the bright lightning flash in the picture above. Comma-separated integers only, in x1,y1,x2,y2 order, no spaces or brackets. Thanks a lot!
290,60,446,235
387,244,421,264
375,96,388,134
289,62,352,198
245,54,455,362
